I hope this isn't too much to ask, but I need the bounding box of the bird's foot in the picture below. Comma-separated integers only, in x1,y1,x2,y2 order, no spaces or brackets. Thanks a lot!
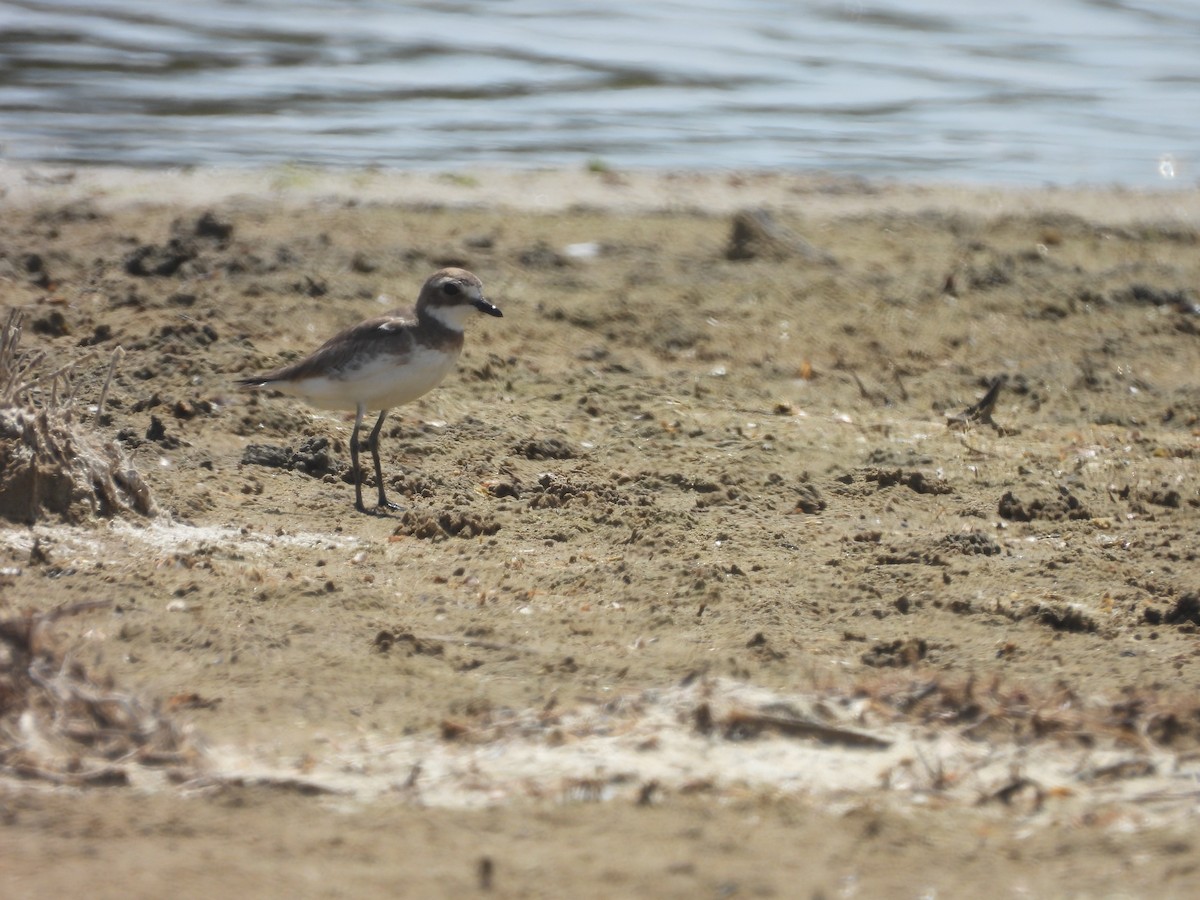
373,496,404,515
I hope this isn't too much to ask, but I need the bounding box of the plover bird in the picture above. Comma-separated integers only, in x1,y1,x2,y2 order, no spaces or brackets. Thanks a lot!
237,267,503,513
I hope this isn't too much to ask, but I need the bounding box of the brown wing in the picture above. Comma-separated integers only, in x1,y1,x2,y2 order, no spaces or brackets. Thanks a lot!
236,314,417,386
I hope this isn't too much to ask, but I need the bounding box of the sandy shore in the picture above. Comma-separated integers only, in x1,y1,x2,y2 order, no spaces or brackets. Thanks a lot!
2,164,1199,897
5,161,1200,221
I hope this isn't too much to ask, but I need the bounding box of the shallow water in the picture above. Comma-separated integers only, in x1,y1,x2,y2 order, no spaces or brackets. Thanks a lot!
1,0,1198,186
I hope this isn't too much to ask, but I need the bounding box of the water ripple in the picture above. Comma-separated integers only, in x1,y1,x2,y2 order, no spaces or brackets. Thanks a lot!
0,0,1197,184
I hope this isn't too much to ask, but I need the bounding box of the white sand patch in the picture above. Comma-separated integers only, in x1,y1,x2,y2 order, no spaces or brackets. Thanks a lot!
108,518,360,555
196,678,1200,831
1,516,358,569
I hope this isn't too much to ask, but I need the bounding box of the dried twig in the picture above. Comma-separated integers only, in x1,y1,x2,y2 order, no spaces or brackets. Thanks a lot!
96,346,126,421
723,708,892,749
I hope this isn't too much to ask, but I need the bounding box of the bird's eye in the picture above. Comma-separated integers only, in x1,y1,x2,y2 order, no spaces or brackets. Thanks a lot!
442,282,461,296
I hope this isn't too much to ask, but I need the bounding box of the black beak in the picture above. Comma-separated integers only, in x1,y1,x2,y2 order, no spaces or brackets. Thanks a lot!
474,297,503,317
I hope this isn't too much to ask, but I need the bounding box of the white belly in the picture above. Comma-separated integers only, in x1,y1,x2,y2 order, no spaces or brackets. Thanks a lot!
281,345,460,412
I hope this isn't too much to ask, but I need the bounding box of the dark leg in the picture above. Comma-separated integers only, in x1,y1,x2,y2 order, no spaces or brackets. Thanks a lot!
368,409,401,510
350,403,367,512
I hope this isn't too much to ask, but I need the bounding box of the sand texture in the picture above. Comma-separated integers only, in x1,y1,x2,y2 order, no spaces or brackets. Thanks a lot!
2,166,1200,898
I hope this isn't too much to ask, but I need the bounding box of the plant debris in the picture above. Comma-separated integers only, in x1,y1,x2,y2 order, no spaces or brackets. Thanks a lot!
0,602,198,786
0,311,153,523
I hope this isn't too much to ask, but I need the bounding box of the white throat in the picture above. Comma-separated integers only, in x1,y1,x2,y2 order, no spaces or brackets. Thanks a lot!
425,303,474,332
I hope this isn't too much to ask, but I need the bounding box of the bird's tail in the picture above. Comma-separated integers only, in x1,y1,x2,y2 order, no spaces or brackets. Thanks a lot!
234,375,273,389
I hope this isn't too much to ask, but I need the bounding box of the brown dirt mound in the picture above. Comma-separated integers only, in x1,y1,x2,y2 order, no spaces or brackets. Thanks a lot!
0,311,153,523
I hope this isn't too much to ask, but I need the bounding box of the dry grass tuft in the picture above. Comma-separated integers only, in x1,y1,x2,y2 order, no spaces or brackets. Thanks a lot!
0,309,153,523
860,673,1200,751
0,601,200,787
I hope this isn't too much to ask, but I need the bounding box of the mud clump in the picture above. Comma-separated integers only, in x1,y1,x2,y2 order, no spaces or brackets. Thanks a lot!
393,509,501,541
1033,602,1098,634
1144,593,1200,628
865,467,953,495
514,436,577,460
31,310,69,337
528,472,624,509
124,238,197,277
373,630,445,656
998,489,1091,522
122,211,234,278
192,210,234,242
793,483,826,514
241,436,338,477
861,637,929,668
938,531,1001,556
